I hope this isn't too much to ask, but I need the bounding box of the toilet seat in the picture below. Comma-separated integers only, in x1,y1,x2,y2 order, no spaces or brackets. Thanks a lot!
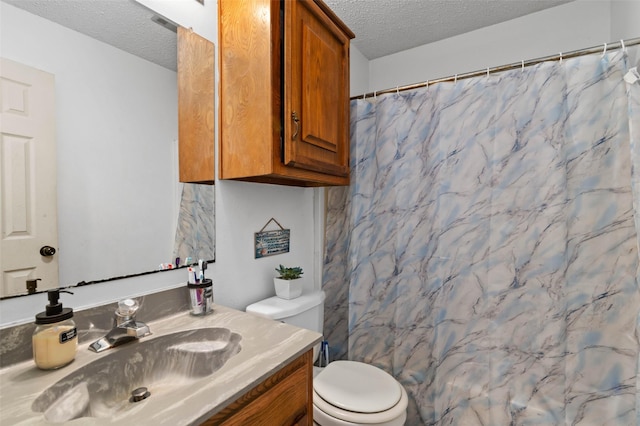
313,361,408,424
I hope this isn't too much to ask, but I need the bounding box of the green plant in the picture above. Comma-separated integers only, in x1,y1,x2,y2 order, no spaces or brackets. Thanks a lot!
275,264,303,280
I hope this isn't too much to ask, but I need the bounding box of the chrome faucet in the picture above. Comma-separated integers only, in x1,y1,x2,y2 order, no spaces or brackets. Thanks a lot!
89,299,151,353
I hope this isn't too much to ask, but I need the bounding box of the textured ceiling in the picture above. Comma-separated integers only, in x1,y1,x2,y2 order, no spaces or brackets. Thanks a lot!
6,0,576,69
324,0,575,59
4,0,178,70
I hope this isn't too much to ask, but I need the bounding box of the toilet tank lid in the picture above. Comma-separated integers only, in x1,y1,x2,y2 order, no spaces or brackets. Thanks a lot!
246,291,325,320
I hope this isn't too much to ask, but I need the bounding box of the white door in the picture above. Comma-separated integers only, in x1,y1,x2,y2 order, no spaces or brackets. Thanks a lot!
0,58,58,297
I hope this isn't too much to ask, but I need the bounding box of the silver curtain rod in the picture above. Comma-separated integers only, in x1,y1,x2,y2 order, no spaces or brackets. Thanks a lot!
352,37,640,100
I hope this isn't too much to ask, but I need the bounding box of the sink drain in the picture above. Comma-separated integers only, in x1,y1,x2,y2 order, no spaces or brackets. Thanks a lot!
129,387,151,403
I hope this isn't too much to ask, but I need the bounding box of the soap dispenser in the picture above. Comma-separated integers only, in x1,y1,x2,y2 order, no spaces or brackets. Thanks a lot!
32,289,78,370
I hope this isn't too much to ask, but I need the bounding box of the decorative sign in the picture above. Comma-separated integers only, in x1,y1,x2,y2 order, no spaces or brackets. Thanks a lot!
255,218,290,258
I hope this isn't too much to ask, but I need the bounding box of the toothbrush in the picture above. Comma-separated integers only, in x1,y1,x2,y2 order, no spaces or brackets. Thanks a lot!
199,259,207,281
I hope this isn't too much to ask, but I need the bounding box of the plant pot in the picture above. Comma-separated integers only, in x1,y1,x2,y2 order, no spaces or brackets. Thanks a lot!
274,277,303,300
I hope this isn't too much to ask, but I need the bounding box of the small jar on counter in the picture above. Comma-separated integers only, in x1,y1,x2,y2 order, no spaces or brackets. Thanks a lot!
32,289,78,370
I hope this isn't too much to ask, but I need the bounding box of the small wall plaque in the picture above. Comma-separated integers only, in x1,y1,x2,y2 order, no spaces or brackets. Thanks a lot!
255,218,290,258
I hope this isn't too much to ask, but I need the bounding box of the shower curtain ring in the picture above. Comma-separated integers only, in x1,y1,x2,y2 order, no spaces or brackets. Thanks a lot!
454,74,458,83
620,39,626,52
559,52,563,64
521,60,525,72
602,42,607,57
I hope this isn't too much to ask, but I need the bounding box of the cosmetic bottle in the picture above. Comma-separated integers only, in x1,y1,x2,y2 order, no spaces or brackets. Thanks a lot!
32,289,78,370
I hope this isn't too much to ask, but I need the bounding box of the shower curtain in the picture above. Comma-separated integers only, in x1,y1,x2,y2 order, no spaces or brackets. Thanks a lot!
323,46,640,425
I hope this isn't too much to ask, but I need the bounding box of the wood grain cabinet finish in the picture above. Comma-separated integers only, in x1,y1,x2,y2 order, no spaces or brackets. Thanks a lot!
219,0,354,187
178,27,215,184
202,350,314,425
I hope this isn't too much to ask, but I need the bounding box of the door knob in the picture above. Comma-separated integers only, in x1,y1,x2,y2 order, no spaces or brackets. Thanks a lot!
40,246,56,257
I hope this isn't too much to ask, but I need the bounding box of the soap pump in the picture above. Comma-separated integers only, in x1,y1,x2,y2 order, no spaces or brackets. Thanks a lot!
32,289,78,370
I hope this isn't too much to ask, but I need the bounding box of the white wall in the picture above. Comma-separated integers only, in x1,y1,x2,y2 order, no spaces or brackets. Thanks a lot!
0,0,319,325
363,0,640,95
611,0,640,42
1,4,179,295
349,45,369,97
137,0,321,311
611,0,640,68
4,0,637,326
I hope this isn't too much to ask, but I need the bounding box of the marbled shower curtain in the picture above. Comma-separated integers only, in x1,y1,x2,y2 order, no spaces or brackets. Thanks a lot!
173,183,215,262
324,47,640,425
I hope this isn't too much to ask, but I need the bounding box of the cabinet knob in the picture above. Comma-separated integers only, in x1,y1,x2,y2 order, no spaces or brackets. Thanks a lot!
291,111,299,140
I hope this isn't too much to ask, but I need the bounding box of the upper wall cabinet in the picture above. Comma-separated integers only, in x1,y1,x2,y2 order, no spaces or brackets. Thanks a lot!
219,0,355,187
178,27,215,184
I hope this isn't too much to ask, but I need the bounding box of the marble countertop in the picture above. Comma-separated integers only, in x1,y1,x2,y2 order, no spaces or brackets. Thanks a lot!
0,304,322,425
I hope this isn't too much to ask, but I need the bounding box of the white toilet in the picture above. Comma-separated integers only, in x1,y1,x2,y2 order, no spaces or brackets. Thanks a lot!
246,290,408,426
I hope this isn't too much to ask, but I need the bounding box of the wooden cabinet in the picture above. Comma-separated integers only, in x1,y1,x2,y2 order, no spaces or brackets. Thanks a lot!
219,0,354,187
178,27,215,184
202,350,313,425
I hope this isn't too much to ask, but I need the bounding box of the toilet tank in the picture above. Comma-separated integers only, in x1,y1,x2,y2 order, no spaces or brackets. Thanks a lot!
246,290,325,334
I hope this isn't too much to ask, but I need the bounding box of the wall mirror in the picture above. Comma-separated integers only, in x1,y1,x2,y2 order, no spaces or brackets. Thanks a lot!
0,0,215,299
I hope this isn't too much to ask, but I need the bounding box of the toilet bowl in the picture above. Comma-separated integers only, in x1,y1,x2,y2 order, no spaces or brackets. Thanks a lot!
246,291,408,426
313,360,408,426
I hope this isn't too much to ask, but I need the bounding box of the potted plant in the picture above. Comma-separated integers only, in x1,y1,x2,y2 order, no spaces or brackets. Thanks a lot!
274,265,304,299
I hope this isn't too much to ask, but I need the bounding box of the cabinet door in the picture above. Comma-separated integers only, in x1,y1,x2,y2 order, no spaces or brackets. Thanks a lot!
284,0,350,178
178,27,215,184
203,350,313,426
